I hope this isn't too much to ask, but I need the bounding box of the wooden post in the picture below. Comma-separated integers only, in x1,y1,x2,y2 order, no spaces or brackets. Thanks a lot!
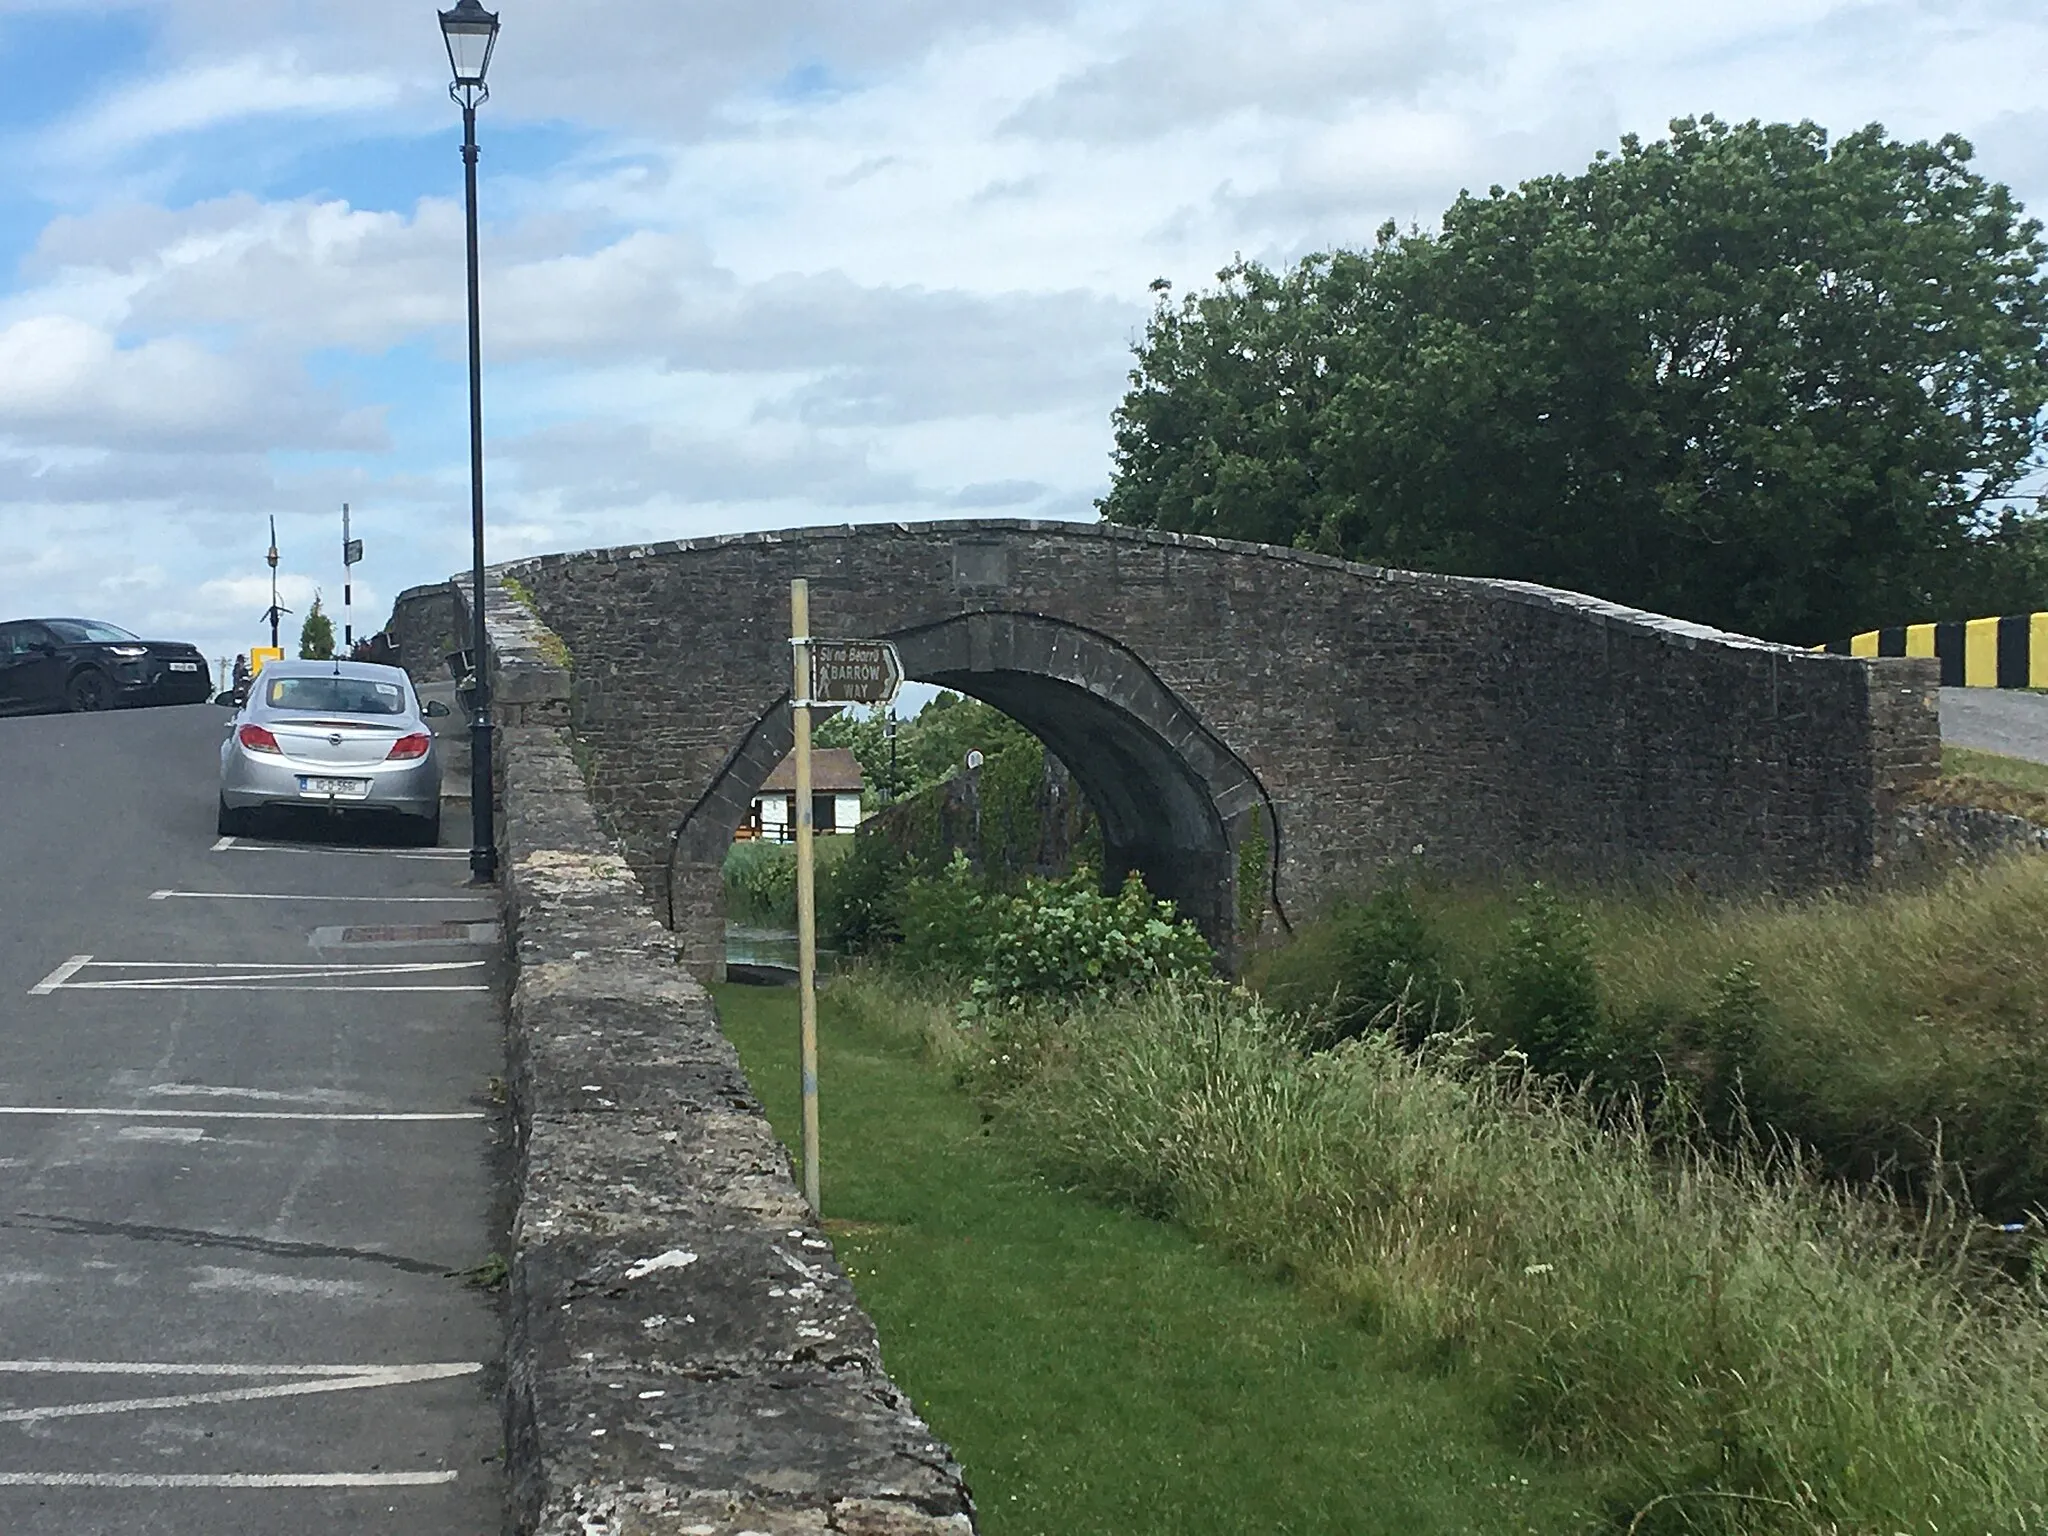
790,579,822,1215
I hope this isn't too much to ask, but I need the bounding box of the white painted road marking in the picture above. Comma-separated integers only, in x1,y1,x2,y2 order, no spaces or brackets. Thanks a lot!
0,1360,483,1425
143,1083,368,1102
215,841,468,861
28,956,92,995
0,1107,483,1122
30,958,488,994
0,1472,458,1489
0,1361,444,1375
74,961,465,970
150,890,490,905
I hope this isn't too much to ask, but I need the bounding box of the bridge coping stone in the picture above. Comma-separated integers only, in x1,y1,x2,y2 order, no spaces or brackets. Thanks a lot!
485,592,976,1535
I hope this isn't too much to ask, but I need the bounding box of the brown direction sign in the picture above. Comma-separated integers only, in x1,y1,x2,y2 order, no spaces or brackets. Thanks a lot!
807,639,903,705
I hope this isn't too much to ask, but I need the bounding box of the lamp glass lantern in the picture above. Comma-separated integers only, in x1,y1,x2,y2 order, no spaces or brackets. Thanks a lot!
439,0,500,87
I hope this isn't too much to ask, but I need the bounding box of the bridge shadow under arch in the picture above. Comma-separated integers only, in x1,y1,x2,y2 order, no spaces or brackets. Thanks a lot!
668,610,1280,956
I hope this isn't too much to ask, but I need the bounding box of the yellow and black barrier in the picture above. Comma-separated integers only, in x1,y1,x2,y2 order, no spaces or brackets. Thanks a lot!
1824,613,2048,688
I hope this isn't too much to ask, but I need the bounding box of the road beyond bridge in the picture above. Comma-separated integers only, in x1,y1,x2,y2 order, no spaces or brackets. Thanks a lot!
396,520,1944,977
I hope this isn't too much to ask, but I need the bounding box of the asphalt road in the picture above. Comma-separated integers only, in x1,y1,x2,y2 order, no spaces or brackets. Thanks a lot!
1940,687,2048,765
0,702,504,1534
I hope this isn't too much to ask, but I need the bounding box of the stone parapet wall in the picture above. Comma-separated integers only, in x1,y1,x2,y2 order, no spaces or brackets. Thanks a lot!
1878,802,2048,884
464,587,975,1534
387,579,467,691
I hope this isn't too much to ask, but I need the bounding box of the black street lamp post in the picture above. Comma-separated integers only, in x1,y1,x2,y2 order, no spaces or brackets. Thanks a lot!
440,0,500,884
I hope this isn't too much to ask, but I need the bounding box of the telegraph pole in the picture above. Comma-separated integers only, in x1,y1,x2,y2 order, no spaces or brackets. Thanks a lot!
263,515,287,651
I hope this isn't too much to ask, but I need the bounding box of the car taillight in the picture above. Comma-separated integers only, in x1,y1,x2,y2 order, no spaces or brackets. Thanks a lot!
237,724,281,754
387,733,432,761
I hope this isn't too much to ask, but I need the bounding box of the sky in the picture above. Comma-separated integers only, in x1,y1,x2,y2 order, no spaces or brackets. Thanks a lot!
0,1,2044,678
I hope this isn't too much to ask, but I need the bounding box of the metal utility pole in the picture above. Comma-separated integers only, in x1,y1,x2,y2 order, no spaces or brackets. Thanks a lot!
341,503,363,651
441,0,501,885
263,514,288,651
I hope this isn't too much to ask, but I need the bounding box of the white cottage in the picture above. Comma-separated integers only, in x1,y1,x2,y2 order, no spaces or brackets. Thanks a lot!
746,747,866,841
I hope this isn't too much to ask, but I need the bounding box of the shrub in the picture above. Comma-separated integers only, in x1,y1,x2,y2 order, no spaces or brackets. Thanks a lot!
1486,884,1609,1077
1261,883,1455,1049
893,853,1212,1009
971,868,1214,1012
819,828,913,953
896,852,1009,975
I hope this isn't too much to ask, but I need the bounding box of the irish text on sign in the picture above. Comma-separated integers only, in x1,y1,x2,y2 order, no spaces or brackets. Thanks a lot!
808,640,903,706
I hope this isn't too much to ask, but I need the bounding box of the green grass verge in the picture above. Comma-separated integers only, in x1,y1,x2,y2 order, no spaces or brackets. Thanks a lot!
1927,745,2048,825
1945,744,2048,791
711,981,1606,1536
871,977,2048,1535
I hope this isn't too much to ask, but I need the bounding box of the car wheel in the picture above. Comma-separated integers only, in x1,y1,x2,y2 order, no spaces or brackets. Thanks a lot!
217,795,253,839
67,669,113,712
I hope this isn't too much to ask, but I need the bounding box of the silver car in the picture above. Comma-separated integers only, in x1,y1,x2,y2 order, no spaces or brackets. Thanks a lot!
218,660,450,844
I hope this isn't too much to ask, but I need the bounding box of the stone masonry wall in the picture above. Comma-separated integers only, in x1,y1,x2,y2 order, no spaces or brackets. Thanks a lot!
391,583,977,1534
498,520,1941,975
386,579,467,691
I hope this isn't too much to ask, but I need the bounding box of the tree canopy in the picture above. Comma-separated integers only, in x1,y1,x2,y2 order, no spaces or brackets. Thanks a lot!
816,690,1037,804
1101,117,2048,643
297,594,336,661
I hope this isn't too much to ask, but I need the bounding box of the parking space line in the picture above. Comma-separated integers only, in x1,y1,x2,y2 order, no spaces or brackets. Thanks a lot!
30,959,489,994
76,960,483,973
214,843,468,862
149,890,491,905
0,1360,468,1377
28,957,92,996
65,984,492,993
0,1108,483,1122
0,1361,484,1425
0,1472,459,1489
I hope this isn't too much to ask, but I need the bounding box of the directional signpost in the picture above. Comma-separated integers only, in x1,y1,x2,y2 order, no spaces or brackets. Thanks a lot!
789,581,902,1216
809,639,903,705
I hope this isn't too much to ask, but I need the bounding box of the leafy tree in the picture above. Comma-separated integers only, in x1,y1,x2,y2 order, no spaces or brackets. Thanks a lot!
816,690,1038,804
298,594,336,660
1103,117,2048,643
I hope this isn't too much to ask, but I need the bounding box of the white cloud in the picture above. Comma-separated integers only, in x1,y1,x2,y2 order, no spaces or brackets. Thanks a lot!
46,53,404,164
0,315,383,452
1,0,2046,663
1005,0,1486,141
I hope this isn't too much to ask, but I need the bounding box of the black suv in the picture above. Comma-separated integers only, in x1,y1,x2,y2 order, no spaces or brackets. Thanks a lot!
0,618,213,715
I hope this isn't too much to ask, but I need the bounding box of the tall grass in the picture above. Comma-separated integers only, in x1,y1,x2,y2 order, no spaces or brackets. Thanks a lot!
840,972,2048,1533
722,838,850,927
1257,856,2048,1217
1579,858,2048,1217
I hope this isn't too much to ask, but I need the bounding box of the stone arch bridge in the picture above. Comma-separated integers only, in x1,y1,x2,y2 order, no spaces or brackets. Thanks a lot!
398,520,1939,975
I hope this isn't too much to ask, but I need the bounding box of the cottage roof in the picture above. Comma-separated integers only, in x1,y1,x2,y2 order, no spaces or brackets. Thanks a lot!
756,747,864,795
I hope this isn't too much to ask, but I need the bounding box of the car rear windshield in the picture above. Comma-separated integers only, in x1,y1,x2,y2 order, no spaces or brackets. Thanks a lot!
46,620,138,643
263,676,408,716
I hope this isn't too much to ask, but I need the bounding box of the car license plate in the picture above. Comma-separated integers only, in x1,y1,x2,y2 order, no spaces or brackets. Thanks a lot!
168,661,199,672
299,776,369,798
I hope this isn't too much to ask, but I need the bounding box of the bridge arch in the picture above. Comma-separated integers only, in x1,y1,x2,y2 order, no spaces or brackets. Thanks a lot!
668,610,1278,952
